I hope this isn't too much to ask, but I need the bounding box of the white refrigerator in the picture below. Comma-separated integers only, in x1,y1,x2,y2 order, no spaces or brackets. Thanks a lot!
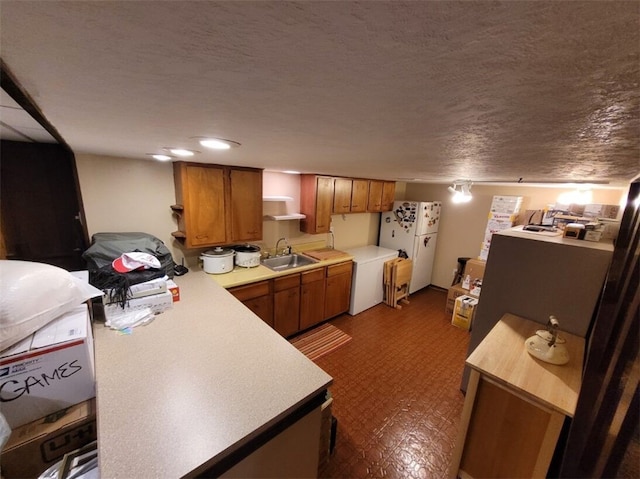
378,201,442,294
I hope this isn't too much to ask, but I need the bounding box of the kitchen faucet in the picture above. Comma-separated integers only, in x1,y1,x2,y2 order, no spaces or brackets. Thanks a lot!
275,237,291,256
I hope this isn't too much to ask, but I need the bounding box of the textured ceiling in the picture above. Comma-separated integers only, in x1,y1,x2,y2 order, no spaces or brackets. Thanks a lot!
1,1,639,185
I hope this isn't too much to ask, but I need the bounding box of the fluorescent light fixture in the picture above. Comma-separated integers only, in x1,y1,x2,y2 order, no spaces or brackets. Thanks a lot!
197,137,241,150
169,148,195,157
151,154,172,161
448,181,473,203
282,170,301,175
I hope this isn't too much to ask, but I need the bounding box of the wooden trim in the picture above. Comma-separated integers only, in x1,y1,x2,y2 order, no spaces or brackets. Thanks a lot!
448,370,480,479
533,410,566,477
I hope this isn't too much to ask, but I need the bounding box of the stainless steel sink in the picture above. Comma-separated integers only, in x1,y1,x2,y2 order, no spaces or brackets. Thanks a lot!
261,253,318,271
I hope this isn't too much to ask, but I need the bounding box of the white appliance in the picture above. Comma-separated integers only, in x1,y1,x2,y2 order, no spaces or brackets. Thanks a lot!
345,245,399,315
378,201,441,294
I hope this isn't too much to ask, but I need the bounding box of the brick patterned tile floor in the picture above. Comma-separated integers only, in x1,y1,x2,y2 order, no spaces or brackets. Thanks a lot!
315,287,470,479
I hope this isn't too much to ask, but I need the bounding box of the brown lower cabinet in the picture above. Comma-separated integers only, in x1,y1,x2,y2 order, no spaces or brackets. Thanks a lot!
228,261,353,338
300,268,326,330
324,262,353,320
273,274,301,337
228,280,273,327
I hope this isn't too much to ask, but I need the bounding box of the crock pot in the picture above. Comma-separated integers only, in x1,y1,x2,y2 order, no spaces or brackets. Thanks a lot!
232,244,261,268
200,247,234,274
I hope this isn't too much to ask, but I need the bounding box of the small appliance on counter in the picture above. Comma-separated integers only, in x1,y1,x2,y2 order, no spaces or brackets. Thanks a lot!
231,244,261,268
525,315,570,365
200,247,234,274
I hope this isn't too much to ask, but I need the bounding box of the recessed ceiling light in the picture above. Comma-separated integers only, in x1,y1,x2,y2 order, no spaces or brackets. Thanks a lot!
168,148,196,157
151,154,173,161
196,137,241,150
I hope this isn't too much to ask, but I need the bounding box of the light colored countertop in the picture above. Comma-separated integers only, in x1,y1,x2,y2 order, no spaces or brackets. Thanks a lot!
466,313,584,417
93,271,333,478
208,252,354,289
500,226,615,252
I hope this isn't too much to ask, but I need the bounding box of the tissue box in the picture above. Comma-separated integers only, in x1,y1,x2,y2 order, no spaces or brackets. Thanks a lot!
0,304,95,429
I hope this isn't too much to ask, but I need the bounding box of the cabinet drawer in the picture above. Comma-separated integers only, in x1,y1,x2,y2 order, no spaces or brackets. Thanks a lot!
326,261,352,277
274,273,301,292
301,267,325,284
228,280,270,301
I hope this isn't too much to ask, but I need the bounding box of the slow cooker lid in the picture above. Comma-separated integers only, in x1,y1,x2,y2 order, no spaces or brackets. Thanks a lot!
203,246,234,257
232,244,261,253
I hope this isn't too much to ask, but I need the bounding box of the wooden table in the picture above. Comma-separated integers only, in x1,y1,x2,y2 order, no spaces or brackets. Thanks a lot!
449,313,585,479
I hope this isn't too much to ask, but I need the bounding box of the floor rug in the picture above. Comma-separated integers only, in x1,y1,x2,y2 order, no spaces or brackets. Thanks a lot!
290,323,352,361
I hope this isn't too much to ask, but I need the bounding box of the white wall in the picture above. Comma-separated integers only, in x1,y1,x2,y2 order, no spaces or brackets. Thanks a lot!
75,153,182,258
402,183,627,288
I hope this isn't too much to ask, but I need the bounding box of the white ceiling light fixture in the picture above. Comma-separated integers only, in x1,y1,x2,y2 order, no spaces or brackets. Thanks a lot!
197,137,241,150
149,154,173,161
448,180,473,203
167,148,197,157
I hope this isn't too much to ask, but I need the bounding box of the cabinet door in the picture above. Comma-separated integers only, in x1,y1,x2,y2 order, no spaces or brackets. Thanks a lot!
367,180,383,212
350,179,369,213
324,262,353,319
228,281,273,327
381,182,396,211
333,178,352,214
274,274,301,337
300,175,333,234
300,268,326,330
178,163,227,247
315,177,334,232
229,168,262,242
243,296,274,328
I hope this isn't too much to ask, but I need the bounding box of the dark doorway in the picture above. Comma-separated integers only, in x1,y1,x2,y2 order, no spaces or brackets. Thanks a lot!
1,140,88,270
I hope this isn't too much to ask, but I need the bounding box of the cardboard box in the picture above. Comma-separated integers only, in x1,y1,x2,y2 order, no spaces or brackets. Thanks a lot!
103,277,167,304
584,230,603,242
583,203,621,219
452,295,479,330
446,283,479,314
0,305,95,429
1,399,97,479
167,279,180,302
103,290,173,319
463,259,486,285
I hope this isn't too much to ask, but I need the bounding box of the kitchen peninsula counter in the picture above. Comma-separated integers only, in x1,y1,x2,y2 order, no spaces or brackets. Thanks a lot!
93,271,333,478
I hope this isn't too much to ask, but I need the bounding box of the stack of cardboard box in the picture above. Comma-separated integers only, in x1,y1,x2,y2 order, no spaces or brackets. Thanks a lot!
479,196,523,260
446,258,486,316
0,303,97,478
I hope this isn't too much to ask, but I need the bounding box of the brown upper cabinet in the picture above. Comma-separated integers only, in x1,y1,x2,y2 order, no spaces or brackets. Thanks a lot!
333,178,352,214
380,181,396,211
172,162,262,248
350,179,369,213
301,175,395,233
300,175,334,234
368,180,396,212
